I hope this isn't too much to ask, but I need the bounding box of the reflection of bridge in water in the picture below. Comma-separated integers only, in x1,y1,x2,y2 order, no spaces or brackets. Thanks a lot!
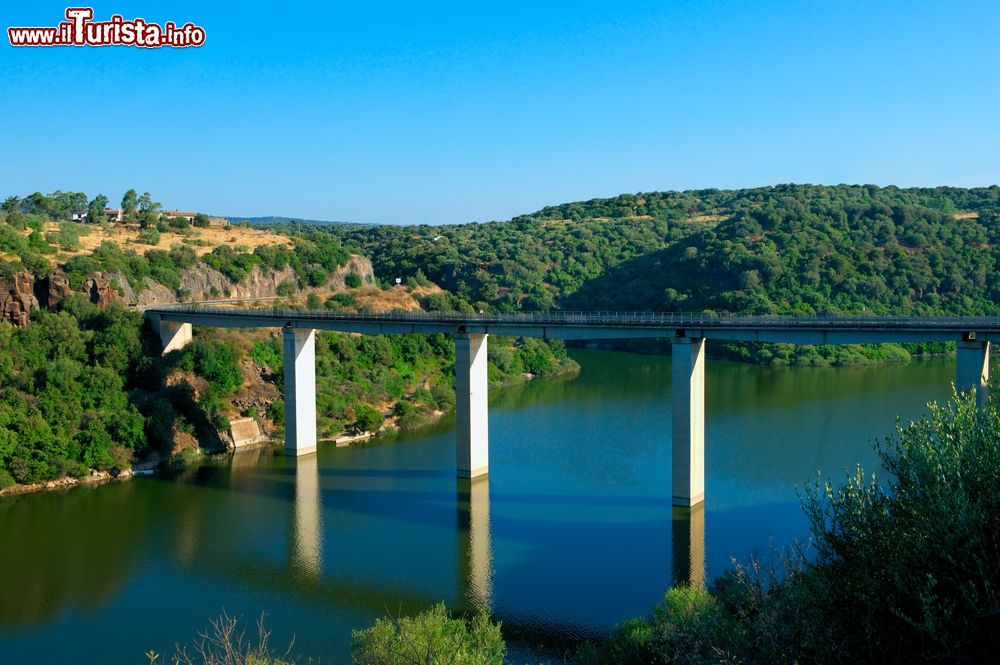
230,450,705,616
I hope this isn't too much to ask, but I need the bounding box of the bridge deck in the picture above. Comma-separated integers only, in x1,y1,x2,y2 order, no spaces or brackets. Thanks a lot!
145,307,1000,344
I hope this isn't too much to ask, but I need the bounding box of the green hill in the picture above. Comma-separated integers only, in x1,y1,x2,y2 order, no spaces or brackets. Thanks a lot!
313,184,1000,364
318,184,1000,316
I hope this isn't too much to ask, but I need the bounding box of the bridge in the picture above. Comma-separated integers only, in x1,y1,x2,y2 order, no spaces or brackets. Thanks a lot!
145,307,995,507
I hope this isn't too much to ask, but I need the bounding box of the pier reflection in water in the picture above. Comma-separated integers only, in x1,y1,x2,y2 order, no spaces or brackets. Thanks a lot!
292,453,323,578
672,504,706,588
457,476,494,610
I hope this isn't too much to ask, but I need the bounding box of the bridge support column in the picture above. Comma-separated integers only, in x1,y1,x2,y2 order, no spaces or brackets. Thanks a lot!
455,333,488,478
672,337,705,507
151,316,192,355
957,340,990,408
284,327,317,457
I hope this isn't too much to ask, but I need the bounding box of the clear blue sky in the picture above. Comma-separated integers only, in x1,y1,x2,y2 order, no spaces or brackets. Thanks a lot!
2,1,998,224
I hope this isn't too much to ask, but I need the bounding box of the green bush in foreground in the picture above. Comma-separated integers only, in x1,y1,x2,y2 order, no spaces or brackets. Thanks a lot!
352,603,504,665
792,389,1000,663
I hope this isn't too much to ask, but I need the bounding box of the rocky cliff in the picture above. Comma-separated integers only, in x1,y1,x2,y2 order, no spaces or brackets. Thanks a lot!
1,271,122,326
0,254,374,325
126,254,373,306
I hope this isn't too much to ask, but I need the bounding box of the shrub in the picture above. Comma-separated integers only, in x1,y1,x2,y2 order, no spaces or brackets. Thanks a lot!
46,221,83,250
351,603,504,665
352,403,383,433
181,340,244,398
793,390,1000,663
582,587,740,665
267,400,284,428
345,272,362,288
325,293,358,310
138,228,160,245
249,340,282,373
172,611,294,665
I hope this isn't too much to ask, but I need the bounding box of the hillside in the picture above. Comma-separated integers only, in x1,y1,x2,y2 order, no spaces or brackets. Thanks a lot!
315,184,1000,363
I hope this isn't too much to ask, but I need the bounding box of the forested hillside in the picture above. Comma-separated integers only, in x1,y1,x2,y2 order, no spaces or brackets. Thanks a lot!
318,185,1000,316
314,185,1000,364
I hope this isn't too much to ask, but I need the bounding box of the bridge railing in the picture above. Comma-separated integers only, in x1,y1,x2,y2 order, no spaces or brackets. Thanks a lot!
147,303,1000,330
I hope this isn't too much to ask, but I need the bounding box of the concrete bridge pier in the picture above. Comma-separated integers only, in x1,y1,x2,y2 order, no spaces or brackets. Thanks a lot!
672,337,705,507
957,340,991,408
284,326,317,456
149,314,192,354
455,333,489,478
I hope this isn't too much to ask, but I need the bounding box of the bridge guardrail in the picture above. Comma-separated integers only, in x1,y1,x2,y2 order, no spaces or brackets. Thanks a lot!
146,304,1000,331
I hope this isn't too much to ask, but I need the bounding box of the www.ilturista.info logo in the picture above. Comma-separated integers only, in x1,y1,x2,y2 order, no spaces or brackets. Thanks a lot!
8,7,205,48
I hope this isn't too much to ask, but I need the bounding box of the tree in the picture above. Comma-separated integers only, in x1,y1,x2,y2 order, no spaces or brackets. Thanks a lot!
193,212,210,228
53,191,88,219
1,195,19,214
87,194,109,224
137,192,162,228
138,191,157,213
121,189,138,222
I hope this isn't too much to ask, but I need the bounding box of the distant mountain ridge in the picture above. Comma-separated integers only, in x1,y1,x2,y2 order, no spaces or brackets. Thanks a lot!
225,215,365,227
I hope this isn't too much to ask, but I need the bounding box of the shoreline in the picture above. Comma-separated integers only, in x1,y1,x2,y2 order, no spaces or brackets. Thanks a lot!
0,468,134,498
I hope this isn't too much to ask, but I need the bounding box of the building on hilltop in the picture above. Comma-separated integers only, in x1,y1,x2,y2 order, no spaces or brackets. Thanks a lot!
98,208,227,226
163,210,197,222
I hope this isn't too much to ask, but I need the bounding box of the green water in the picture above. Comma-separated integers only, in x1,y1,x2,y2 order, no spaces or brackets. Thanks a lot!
0,350,956,663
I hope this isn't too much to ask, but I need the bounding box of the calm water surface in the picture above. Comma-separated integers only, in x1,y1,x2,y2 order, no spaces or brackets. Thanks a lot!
0,350,955,663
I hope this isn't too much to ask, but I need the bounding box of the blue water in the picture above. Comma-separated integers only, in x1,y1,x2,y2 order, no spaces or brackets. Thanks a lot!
0,350,955,663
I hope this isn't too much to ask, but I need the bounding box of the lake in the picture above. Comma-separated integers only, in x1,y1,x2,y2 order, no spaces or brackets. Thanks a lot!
0,349,956,663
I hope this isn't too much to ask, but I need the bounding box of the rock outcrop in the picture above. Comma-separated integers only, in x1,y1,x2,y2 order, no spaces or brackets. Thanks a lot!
0,270,127,326
326,254,374,290
130,253,375,306
39,274,73,309
0,271,39,326
83,273,124,307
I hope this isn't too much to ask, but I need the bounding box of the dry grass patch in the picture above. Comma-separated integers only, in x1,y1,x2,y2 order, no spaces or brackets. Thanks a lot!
33,221,291,263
